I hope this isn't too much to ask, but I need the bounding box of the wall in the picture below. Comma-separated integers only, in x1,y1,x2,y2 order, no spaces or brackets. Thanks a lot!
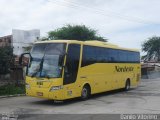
12,29,40,56
0,35,12,47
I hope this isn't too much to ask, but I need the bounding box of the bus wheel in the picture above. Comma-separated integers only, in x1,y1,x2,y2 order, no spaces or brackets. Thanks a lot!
124,80,130,91
81,85,90,100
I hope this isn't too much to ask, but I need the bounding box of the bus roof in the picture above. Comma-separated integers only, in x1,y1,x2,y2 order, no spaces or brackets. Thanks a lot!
35,40,139,52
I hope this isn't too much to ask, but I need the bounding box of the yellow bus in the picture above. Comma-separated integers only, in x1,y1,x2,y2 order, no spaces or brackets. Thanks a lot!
21,40,141,100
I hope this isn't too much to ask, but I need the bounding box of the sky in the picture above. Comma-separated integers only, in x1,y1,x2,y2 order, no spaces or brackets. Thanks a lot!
0,0,160,54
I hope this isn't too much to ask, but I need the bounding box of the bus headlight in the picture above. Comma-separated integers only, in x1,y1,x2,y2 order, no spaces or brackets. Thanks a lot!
50,86,63,91
25,83,30,89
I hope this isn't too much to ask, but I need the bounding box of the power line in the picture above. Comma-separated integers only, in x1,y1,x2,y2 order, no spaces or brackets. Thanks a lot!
47,0,159,25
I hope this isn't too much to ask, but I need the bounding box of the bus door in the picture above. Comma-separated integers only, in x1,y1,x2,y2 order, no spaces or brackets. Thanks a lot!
63,44,81,98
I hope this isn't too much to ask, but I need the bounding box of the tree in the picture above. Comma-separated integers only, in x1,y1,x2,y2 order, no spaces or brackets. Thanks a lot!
142,36,160,61
0,47,13,74
22,43,33,52
48,24,106,42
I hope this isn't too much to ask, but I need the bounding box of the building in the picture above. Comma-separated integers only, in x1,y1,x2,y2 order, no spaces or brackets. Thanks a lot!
0,29,40,81
12,29,40,55
0,35,12,47
141,62,160,79
0,29,40,56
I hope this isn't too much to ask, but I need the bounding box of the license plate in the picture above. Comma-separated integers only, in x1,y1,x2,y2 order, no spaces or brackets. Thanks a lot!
37,92,43,96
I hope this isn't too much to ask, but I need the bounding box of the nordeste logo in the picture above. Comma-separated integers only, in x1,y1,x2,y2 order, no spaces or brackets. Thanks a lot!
115,66,134,72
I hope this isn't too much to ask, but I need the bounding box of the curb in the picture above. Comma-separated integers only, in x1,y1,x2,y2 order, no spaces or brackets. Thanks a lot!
0,94,26,99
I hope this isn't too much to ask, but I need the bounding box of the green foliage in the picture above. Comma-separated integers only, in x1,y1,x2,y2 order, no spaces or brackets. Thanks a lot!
142,36,160,61
0,84,25,96
23,45,33,52
48,24,106,42
39,37,49,41
0,47,13,74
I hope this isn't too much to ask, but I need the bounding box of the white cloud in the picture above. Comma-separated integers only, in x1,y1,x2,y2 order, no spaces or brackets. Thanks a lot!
0,0,160,51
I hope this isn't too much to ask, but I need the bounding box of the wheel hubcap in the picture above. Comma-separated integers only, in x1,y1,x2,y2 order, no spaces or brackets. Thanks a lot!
126,83,129,90
82,88,87,98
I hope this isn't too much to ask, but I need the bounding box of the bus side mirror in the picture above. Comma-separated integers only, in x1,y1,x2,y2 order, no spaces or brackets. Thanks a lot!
19,53,32,66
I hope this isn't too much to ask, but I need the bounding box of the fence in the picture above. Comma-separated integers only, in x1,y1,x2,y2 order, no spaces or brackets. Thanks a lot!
141,64,160,79
0,66,24,87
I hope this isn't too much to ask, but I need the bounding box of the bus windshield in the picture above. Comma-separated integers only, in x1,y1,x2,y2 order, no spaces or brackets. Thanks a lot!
27,43,66,78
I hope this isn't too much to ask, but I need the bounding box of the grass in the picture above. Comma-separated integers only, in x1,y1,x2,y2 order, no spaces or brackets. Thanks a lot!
0,84,25,96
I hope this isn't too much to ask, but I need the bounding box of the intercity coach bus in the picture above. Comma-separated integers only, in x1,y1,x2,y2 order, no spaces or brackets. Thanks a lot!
20,40,141,100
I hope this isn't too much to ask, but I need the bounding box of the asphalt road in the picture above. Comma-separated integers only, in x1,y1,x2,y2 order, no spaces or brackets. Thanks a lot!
0,78,160,119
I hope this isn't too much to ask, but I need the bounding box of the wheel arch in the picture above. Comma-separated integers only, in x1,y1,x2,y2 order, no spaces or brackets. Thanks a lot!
82,82,91,94
126,78,131,85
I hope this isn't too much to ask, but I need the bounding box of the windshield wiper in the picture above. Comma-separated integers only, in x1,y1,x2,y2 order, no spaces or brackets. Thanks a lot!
31,69,39,77
31,44,49,78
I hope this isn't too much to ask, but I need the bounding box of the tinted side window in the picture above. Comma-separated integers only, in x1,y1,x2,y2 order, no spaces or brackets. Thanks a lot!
82,46,96,67
132,52,140,63
82,45,140,67
96,47,106,62
107,49,119,62
118,50,128,63
64,44,80,85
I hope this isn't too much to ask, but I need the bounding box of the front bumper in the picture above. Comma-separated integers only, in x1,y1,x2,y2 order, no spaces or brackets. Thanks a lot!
26,87,65,100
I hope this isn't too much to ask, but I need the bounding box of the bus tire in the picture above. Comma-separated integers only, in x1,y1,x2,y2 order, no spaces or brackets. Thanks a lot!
81,85,90,100
124,80,130,91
